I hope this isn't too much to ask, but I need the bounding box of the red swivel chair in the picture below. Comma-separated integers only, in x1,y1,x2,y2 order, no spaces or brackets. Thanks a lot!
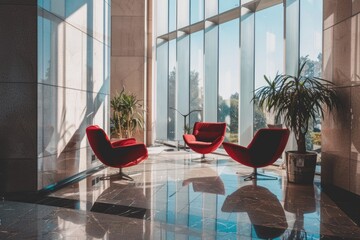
223,128,289,180
183,122,226,161
86,125,148,180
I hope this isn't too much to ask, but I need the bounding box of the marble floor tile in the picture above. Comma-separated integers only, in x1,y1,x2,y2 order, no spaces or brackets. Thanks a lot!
2,148,360,239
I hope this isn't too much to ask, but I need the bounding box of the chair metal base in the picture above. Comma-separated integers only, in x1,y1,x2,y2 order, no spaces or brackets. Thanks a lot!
191,154,214,163
240,168,278,181
100,168,134,181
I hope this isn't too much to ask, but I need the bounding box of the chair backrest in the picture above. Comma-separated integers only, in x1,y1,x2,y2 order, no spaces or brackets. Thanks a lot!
248,128,290,166
193,122,226,142
86,125,112,163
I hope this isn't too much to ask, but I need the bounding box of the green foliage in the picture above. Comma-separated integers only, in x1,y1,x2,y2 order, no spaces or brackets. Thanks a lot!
253,104,267,132
110,88,144,138
253,58,339,153
311,132,321,145
218,93,239,142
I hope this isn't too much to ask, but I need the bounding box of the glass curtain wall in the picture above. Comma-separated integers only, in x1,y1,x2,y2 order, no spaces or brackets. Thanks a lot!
218,19,240,143
168,0,176,32
205,0,218,18
156,41,169,140
189,30,204,128
168,40,177,140
219,0,240,14
300,0,323,152
156,0,168,36
254,4,284,132
176,35,190,138
155,0,324,150
190,0,204,24
178,0,189,29
204,24,218,122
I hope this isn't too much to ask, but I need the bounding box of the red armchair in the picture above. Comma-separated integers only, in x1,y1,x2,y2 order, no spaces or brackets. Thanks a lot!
86,125,148,180
223,128,289,180
183,122,226,160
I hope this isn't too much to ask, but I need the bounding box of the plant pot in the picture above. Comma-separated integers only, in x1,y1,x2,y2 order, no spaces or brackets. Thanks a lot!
286,151,317,184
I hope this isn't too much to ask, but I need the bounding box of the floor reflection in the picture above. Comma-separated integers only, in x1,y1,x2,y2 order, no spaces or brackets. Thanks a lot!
283,184,316,239
222,181,288,239
3,149,360,239
182,167,225,195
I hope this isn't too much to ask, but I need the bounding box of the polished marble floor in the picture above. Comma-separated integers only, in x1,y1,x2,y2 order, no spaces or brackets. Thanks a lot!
1,147,360,239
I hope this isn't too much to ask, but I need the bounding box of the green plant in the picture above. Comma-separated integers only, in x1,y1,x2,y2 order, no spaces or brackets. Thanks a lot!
110,88,144,138
253,59,339,153
311,132,321,145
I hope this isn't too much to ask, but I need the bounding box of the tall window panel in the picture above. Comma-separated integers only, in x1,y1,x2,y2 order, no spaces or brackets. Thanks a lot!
189,30,204,128
156,41,169,140
205,0,218,18
169,0,176,32
218,19,240,143
190,0,204,24
157,0,168,36
239,11,255,146
219,0,239,14
300,0,323,152
300,0,322,77
178,0,189,29
204,24,218,122
254,4,284,132
176,35,190,138
168,40,177,140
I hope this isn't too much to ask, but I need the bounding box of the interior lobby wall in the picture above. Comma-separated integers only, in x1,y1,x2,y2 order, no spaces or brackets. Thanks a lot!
0,0,110,193
0,0,38,193
37,0,111,190
322,0,360,195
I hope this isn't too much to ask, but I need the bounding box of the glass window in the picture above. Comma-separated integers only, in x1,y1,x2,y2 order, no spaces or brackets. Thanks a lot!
219,0,239,14
205,0,218,18
157,0,168,36
300,0,322,77
176,35,190,138
168,40,177,140
239,12,255,146
254,4,284,132
189,30,204,127
190,0,204,24
156,41,169,140
169,0,176,32
204,25,218,122
178,0,189,28
218,19,240,143
300,0,323,152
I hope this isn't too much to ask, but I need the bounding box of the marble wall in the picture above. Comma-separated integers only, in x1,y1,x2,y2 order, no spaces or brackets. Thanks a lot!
111,0,148,143
37,1,111,190
0,1,38,193
322,0,360,195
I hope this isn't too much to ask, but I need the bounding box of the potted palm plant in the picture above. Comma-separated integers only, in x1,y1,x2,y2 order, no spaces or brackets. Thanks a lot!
253,59,339,184
110,88,144,139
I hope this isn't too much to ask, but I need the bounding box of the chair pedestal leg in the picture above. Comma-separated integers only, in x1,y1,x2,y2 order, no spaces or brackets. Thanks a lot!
118,168,134,181
100,168,134,181
191,154,212,163
242,168,278,181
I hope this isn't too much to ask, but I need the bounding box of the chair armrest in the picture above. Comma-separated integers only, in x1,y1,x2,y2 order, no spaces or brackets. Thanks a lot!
223,142,250,164
210,135,225,146
109,143,148,167
111,138,137,147
183,134,196,142
112,143,148,158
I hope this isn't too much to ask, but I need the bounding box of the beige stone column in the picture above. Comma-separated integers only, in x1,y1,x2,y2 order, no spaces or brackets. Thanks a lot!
111,0,152,144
